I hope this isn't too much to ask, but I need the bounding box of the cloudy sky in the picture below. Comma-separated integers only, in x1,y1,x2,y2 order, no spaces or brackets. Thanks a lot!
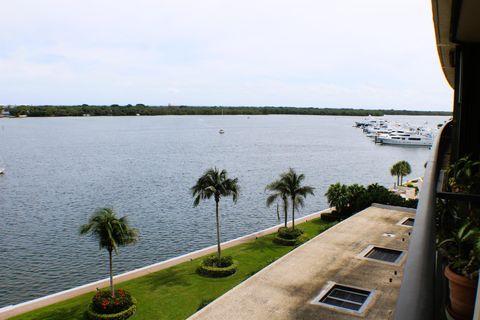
0,0,453,110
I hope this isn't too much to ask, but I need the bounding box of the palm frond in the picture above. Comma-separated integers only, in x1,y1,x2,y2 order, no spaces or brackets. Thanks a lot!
79,207,139,254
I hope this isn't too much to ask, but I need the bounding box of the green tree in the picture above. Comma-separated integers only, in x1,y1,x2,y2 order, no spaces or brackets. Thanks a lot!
399,161,412,185
266,179,289,227
325,183,349,215
347,183,367,212
79,208,138,298
390,162,401,186
191,168,239,261
280,168,315,229
391,160,412,186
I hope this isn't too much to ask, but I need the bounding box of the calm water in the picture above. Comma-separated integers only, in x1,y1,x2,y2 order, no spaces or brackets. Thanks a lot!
0,115,447,307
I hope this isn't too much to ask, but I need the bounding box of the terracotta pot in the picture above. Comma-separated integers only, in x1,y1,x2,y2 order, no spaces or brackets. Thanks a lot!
444,265,477,320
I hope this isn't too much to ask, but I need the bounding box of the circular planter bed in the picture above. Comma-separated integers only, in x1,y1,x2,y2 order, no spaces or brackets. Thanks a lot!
197,255,238,278
86,289,137,320
277,227,304,239
273,227,308,246
273,233,309,246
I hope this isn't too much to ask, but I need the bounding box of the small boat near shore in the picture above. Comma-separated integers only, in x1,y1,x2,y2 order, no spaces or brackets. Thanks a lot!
0,168,4,174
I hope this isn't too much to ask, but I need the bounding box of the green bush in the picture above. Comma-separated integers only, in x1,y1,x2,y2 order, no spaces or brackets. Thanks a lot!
197,256,238,278
201,255,233,268
86,297,137,320
273,233,309,246
91,289,134,314
321,211,342,222
325,182,418,219
277,227,304,239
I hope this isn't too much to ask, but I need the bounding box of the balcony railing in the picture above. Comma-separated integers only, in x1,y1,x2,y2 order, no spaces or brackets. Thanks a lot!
394,121,452,320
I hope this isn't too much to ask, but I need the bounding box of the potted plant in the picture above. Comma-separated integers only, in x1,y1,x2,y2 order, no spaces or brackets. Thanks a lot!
438,221,480,320
437,156,480,320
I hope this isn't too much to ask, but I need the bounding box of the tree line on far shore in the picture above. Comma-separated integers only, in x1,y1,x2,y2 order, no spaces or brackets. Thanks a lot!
2,104,452,117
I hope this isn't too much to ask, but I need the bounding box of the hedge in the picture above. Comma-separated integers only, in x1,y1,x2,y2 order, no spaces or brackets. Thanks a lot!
273,233,309,246
321,211,342,222
86,298,137,320
277,227,304,240
196,256,238,278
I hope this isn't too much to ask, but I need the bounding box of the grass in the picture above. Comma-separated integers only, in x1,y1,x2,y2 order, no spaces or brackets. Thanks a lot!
11,219,336,320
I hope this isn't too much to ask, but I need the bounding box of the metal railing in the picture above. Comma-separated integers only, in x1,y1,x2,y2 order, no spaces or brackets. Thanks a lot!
394,121,451,320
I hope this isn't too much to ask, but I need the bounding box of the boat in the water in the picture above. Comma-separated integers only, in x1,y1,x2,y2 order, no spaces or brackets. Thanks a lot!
355,116,387,128
376,132,434,146
0,168,4,174
219,129,225,134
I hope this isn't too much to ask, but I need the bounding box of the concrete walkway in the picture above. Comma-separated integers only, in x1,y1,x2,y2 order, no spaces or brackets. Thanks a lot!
189,206,415,320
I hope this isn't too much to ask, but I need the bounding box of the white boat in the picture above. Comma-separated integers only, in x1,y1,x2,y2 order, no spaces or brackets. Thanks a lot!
0,168,4,174
356,117,388,128
376,132,434,146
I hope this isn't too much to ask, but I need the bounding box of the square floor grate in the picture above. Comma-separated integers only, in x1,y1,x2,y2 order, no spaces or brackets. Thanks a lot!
365,247,403,263
319,284,372,312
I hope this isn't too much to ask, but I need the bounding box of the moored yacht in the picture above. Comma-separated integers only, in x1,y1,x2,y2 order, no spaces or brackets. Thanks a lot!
376,132,433,146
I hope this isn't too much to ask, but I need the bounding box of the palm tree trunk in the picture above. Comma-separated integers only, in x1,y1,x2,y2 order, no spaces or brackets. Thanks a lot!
400,175,403,185
291,196,295,230
215,199,221,262
283,198,288,228
397,175,400,186
109,249,115,298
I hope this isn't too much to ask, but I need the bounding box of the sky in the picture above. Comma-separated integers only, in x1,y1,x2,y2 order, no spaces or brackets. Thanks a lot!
0,0,453,110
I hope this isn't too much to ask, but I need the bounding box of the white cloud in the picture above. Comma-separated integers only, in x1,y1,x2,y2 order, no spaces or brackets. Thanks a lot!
0,0,453,110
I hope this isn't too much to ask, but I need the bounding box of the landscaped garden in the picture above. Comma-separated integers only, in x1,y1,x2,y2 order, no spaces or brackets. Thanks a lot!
10,218,335,320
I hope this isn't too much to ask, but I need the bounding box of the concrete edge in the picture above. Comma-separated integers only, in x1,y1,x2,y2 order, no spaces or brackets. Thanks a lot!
1,208,332,319
371,203,417,214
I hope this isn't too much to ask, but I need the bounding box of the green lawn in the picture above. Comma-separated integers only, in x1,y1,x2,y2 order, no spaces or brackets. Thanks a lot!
11,219,335,320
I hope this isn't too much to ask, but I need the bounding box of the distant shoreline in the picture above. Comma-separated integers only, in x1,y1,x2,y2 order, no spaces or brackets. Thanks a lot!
1,105,452,118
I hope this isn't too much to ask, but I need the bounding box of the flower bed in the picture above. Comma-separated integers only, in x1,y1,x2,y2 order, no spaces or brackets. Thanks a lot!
86,289,137,320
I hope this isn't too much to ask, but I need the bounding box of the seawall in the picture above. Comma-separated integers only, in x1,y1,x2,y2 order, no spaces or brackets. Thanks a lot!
0,208,331,319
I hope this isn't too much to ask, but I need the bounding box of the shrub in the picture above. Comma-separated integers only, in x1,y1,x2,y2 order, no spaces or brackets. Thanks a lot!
277,227,304,239
91,289,134,315
321,211,342,222
403,198,418,208
197,256,237,278
86,296,137,320
273,233,309,246
201,255,233,268
325,182,419,219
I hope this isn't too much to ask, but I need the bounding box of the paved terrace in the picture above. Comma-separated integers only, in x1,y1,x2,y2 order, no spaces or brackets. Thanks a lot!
189,205,415,320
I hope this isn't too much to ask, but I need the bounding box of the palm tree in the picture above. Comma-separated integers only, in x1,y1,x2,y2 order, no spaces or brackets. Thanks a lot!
280,168,315,229
191,168,239,261
266,179,289,227
325,183,349,214
390,162,401,186
398,160,412,185
391,160,412,186
347,183,366,212
80,208,138,298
